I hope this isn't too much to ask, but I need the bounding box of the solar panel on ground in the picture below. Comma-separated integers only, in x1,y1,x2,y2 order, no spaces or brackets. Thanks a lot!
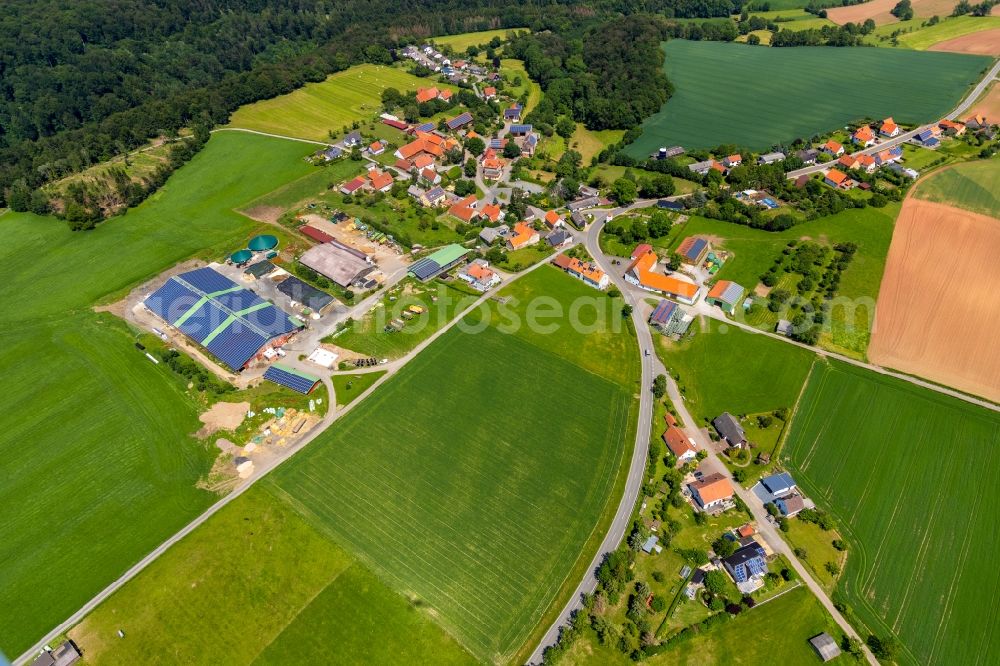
263,364,320,394
408,257,442,281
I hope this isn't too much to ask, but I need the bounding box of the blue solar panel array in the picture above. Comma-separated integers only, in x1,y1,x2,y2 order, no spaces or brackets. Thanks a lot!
408,257,442,281
649,300,677,325
145,267,302,371
682,238,707,261
446,112,473,130
264,365,320,394
182,266,237,293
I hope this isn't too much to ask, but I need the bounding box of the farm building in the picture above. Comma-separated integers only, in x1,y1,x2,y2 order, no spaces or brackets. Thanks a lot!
677,237,710,265
776,494,805,517
551,254,609,290
625,249,700,304
509,124,533,136
299,243,374,288
705,280,745,314
689,472,734,511
479,224,509,245
29,640,81,666
446,112,473,131
758,151,785,165
655,146,685,159
809,633,842,662
264,363,322,394
648,299,691,337
546,229,571,248
144,267,302,371
776,319,793,337
408,244,471,281
663,426,697,463
567,196,600,212
275,276,336,313
723,543,768,593
761,472,797,497
244,260,276,280
712,412,747,448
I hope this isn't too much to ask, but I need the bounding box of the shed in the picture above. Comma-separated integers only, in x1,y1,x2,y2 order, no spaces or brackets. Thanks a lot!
809,633,842,662
244,260,276,279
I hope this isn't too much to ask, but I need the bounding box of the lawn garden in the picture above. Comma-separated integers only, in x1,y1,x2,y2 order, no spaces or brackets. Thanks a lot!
626,40,991,154
783,360,1000,665
0,131,321,656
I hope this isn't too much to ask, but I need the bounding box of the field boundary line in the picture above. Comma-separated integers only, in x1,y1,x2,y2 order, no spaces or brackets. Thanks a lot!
212,127,328,146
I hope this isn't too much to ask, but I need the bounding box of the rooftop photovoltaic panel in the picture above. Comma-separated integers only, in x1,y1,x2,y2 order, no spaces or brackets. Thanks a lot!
179,266,237,294
264,364,321,394
408,257,442,281
650,300,677,324
145,267,302,371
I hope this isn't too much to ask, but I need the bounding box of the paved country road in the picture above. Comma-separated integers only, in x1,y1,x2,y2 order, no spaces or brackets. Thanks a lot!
530,216,879,665
14,252,560,666
786,57,1000,180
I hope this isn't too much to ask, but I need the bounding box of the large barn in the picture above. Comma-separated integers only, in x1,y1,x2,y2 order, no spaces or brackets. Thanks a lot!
145,267,303,371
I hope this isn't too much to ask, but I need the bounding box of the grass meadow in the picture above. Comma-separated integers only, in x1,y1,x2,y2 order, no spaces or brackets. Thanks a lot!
657,317,815,425
501,58,543,114
68,486,474,665
912,157,1000,218
0,131,319,656
267,274,638,662
227,64,454,141
432,28,527,51
783,361,1000,665
625,40,991,153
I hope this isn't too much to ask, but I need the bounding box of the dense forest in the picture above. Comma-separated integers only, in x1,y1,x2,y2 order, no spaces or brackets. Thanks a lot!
508,16,674,131
0,0,563,208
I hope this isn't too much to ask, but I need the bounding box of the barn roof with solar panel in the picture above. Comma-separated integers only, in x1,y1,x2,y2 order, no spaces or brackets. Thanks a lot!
264,364,321,394
145,266,303,371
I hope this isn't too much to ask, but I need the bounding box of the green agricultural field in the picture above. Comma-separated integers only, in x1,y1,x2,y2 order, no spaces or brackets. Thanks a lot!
657,317,815,425
267,268,638,663
433,28,527,51
570,124,625,163
626,40,991,153
69,486,474,665
783,361,1000,665
911,157,1000,218
227,64,454,142
0,131,320,656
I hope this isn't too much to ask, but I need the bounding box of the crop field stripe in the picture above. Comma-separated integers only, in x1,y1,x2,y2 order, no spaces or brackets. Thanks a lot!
784,361,1000,665
626,40,991,154
263,321,634,661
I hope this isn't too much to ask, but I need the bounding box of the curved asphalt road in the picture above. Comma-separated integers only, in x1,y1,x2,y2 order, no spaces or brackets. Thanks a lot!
530,217,880,665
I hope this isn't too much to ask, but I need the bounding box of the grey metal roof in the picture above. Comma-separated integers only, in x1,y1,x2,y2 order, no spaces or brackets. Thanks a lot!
809,633,842,662
712,412,745,445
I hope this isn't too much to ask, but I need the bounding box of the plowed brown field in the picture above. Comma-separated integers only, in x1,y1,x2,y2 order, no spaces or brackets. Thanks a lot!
927,28,1000,55
828,0,956,25
869,197,1000,403
967,82,1000,119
